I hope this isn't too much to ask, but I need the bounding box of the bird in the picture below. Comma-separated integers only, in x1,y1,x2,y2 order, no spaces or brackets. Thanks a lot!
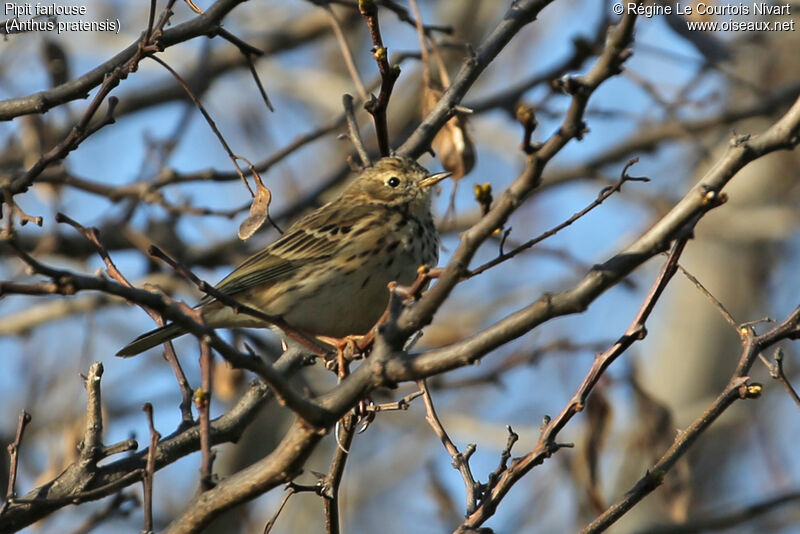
116,155,450,357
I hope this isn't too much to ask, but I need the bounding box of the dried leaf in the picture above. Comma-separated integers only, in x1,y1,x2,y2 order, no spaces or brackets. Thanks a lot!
33,414,86,488
42,39,70,88
583,388,612,513
422,85,475,180
630,372,691,522
213,361,244,401
238,177,272,241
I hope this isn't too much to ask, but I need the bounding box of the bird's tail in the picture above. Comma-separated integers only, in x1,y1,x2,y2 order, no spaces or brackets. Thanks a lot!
116,323,185,357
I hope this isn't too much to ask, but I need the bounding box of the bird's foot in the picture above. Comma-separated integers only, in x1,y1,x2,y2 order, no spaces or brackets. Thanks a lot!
318,333,374,377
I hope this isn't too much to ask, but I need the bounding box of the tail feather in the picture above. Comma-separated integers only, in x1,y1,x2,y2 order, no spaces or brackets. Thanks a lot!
116,323,186,357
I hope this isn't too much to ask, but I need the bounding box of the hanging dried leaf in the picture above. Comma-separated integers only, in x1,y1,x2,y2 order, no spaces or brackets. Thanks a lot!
630,372,691,522
422,85,475,180
213,361,244,401
582,388,612,513
238,175,272,241
42,39,70,88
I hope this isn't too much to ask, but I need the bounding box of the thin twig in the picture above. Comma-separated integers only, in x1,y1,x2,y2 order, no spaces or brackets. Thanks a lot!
143,0,157,43
198,340,216,490
0,411,32,516
675,263,738,328
148,55,255,196
141,403,161,534
342,94,371,167
486,426,519,490
408,0,430,84
325,4,368,101
244,54,274,112
676,262,800,409
216,27,274,112
766,347,800,411
467,158,649,278
262,486,297,534
359,0,400,156
364,390,423,412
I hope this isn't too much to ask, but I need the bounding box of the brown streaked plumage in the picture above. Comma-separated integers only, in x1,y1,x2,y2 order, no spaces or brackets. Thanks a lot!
116,156,449,357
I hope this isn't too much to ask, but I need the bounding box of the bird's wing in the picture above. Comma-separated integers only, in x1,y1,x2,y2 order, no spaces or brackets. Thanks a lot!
198,202,370,305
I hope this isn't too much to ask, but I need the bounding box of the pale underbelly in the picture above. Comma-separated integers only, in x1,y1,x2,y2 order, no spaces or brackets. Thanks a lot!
280,253,422,336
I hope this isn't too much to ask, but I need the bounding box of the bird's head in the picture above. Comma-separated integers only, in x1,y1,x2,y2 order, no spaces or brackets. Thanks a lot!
344,156,451,206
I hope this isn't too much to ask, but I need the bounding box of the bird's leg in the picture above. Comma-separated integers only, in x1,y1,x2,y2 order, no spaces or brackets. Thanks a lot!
317,333,372,377
315,335,379,434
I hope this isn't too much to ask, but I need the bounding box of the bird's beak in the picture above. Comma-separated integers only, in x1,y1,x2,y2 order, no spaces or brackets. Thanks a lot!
419,171,452,188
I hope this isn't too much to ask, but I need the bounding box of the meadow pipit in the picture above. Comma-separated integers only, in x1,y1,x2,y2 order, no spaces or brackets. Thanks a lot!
117,156,450,357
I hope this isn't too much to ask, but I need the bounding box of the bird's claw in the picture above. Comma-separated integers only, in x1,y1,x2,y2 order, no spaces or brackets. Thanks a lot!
355,398,376,433
318,333,374,377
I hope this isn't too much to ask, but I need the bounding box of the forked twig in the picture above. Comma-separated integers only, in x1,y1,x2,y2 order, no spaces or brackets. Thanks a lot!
418,379,481,514
468,158,650,278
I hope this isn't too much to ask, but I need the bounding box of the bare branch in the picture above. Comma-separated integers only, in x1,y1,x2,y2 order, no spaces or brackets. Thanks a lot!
342,94,371,167
141,403,161,534
322,413,357,534
418,380,481,514
0,411,32,516
325,4,368,102
359,0,400,157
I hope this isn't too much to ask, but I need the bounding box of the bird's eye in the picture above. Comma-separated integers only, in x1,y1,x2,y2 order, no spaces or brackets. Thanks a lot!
387,176,401,188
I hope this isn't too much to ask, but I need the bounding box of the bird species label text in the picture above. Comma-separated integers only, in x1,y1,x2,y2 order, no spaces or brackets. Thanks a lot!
3,2,120,34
